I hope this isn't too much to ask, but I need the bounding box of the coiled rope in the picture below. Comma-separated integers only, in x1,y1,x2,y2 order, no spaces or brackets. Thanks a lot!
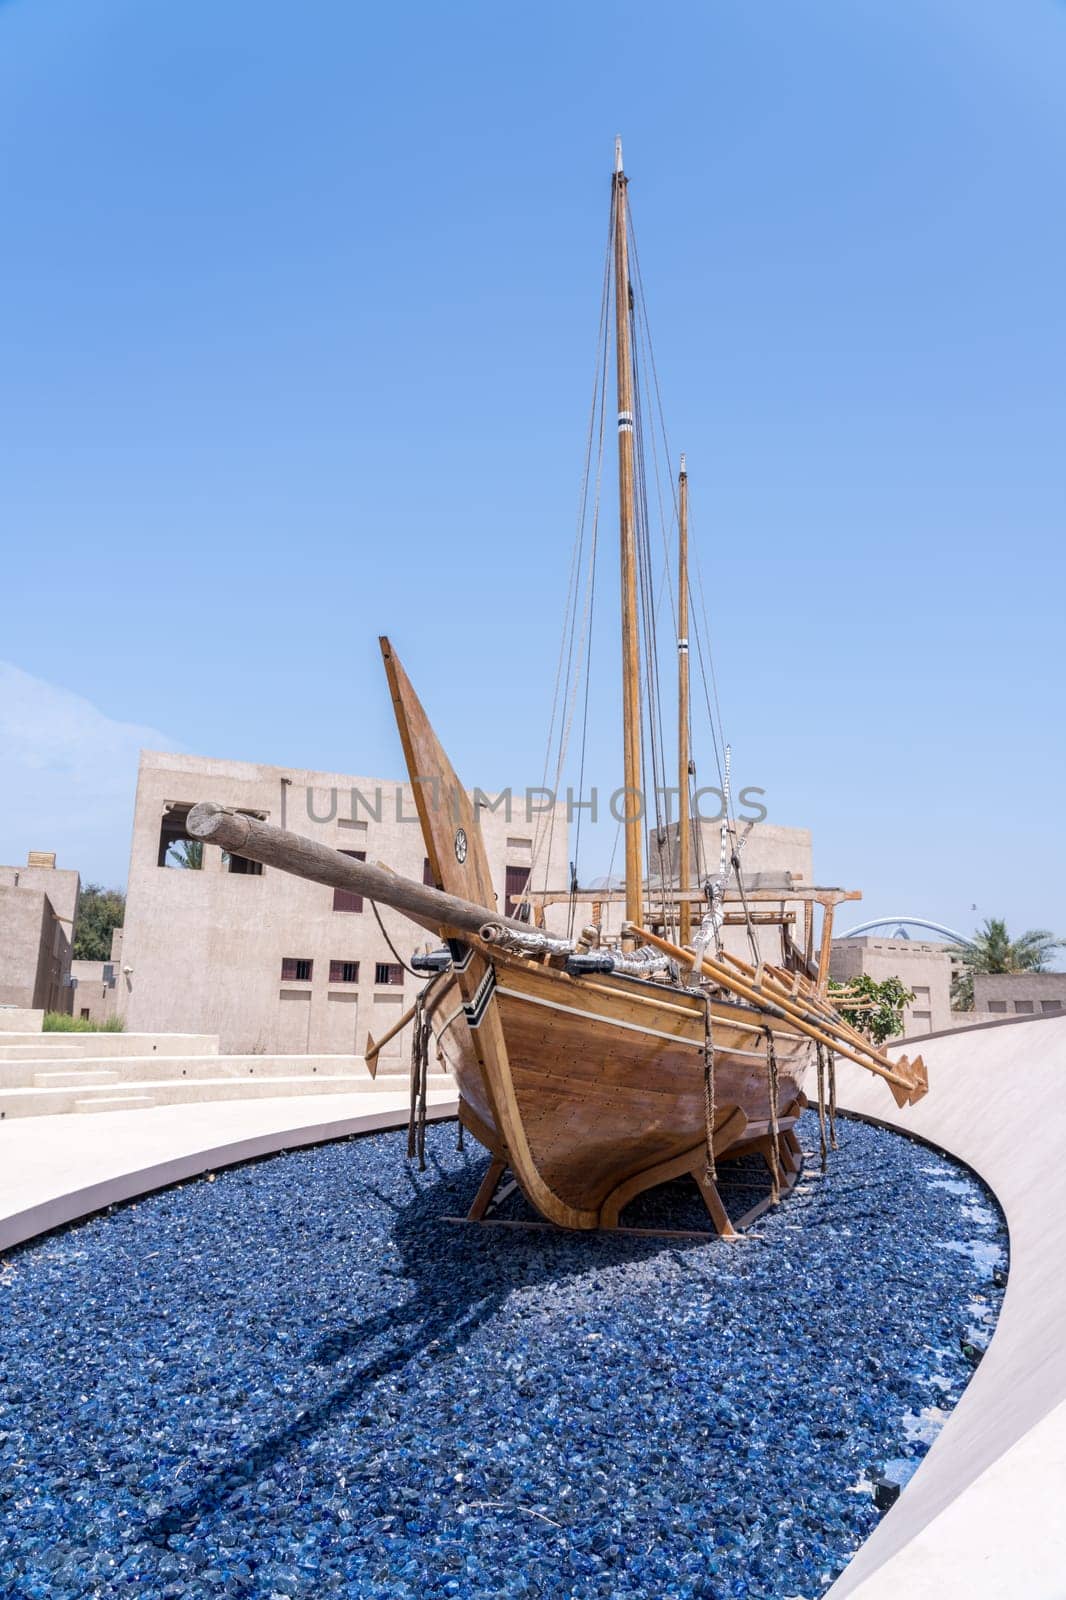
702,995,717,1181
407,989,432,1171
816,1041,829,1173
763,1025,782,1206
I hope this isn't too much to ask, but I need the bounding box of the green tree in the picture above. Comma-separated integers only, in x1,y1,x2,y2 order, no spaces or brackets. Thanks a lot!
949,917,1064,1010
829,974,915,1045
73,884,126,961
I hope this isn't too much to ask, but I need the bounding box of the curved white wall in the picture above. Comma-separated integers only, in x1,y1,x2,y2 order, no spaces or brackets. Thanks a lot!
828,1014,1066,1598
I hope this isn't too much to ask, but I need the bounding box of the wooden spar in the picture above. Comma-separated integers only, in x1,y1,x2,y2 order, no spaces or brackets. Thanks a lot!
729,949,890,1060
185,802,532,941
718,947,903,1076
719,947,905,1070
527,884,861,907
613,136,643,933
815,900,836,994
364,998,419,1075
677,453,692,947
626,922,925,1097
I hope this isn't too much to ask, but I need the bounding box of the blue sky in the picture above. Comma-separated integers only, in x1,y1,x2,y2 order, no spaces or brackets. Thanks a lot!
1,0,1063,947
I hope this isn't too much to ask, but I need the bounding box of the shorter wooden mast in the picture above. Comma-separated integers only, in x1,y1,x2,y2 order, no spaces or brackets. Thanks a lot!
677,454,692,945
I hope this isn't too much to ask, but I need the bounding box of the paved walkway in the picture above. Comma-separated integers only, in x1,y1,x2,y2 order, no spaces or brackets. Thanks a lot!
0,1089,458,1253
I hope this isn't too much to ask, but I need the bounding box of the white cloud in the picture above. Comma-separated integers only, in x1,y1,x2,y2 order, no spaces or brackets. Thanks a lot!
0,662,181,887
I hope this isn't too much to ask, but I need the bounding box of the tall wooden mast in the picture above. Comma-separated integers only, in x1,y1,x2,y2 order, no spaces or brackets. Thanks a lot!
613,136,644,929
677,453,692,946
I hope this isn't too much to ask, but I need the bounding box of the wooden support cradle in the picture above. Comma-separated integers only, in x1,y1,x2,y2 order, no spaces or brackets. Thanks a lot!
452,1098,807,1241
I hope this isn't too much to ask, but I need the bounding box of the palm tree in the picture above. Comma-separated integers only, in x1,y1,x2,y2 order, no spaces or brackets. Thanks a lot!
950,917,1064,1009
165,838,204,870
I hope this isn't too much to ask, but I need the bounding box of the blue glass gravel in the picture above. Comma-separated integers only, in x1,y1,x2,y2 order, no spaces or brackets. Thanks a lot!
0,1113,1006,1599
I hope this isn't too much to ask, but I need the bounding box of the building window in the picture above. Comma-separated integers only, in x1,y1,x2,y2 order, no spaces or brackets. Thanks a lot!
333,850,366,913
158,805,203,869
80,1008,90,1021
375,962,403,986
224,851,263,876
505,863,531,919
281,957,313,982
1041,1000,1063,1014
987,1000,1008,1014
329,960,360,984
1014,1000,1034,1014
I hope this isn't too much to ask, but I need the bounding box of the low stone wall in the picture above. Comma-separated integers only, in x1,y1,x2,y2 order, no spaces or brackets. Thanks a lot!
0,1009,43,1033
827,1012,1066,1597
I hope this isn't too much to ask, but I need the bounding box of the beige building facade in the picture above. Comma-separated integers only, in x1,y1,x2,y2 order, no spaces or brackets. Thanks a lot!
973,972,1066,1018
830,936,954,1037
118,752,569,1064
0,852,80,1014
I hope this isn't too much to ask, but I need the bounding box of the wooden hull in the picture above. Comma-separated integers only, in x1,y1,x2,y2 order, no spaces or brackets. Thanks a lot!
380,636,811,1232
428,943,809,1228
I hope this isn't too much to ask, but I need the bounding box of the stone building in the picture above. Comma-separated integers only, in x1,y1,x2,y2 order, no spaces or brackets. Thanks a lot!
0,851,80,1015
70,927,122,1025
973,972,1066,1018
70,961,117,1024
829,936,954,1037
117,752,569,1064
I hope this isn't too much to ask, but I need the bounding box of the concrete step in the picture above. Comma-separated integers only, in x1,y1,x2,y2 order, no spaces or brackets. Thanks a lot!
35,1069,123,1088
0,1072,453,1119
75,1095,157,1113
0,1061,74,1088
0,1044,78,1061
0,1054,374,1089
0,1033,219,1061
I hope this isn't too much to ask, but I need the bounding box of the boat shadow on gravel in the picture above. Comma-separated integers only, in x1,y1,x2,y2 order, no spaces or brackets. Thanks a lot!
137,1137,763,1544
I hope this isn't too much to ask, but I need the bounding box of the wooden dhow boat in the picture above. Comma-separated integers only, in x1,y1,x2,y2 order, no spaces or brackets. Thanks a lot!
187,141,927,1236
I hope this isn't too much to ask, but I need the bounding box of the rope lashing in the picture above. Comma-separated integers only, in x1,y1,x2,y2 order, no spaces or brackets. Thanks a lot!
370,898,424,979
816,1036,825,1177
763,1025,782,1206
407,986,432,1171
421,996,465,1151
733,849,761,968
828,1047,838,1150
702,995,717,1181
434,1025,465,1152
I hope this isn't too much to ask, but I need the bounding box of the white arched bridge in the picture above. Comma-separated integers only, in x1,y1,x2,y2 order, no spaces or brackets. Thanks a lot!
834,916,975,949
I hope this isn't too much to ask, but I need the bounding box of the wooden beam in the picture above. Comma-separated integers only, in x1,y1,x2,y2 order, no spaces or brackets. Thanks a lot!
816,902,836,994
613,142,644,932
523,885,862,908
467,1157,508,1221
677,454,691,947
186,803,532,941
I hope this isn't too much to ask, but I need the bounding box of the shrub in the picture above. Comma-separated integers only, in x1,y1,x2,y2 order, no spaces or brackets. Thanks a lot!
43,1012,125,1033
828,974,915,1044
